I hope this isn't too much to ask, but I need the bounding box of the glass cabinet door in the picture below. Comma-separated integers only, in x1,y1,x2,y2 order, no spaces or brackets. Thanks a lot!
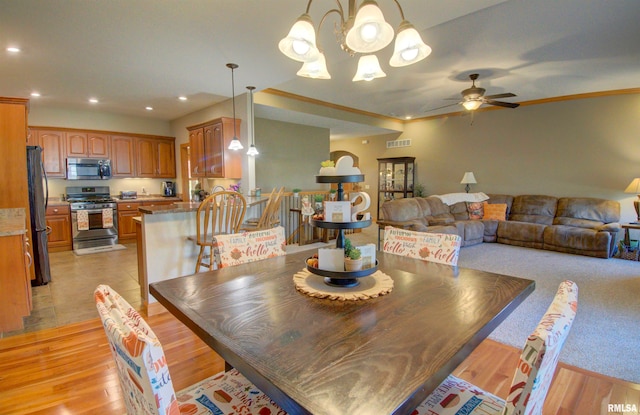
377,157,416,220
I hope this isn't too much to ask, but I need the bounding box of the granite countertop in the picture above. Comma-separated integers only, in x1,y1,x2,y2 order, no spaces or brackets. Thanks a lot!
114,195,182,203
0,208,27,236
139,196,269,215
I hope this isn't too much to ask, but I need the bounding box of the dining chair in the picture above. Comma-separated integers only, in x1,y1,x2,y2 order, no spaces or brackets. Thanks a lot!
413,280,578,415
240,186,284,231
194,191,246,273
94,284,286,415
214,226,287,268
382,226,462,266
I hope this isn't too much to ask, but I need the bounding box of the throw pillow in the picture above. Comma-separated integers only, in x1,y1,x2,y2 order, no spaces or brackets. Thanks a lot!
466,202,484,220
483,202,507,221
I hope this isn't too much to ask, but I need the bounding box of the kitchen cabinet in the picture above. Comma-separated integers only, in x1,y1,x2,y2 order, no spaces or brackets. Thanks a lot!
135,137,176,178
377,157,415,220
111,135,136,177
118,200,174,240
31,129,67,178
66,132,110,158
117,202,142,241
0,98,34,334
187,117,241,179
46,205,72,252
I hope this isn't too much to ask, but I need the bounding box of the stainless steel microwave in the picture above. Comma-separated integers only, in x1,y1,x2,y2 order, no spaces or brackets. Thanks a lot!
66,158,112,180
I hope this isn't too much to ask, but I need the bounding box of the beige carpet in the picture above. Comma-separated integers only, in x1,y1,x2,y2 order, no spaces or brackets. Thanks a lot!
458,242,640,384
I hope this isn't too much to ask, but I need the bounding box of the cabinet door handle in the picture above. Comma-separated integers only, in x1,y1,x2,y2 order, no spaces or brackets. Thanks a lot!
25,251,33,268
45,225,52,235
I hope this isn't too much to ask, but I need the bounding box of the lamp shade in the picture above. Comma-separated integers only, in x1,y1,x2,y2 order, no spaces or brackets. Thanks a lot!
278,14,320,62
246,144,259,156
460,172,477,184
352,55,386,82
296,51,331,79
345,1,394,53
389,21,431,67
624,178,640,194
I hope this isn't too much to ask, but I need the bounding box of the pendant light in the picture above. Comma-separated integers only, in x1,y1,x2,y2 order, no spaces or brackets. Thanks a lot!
246,86,259,156
226,63,243,151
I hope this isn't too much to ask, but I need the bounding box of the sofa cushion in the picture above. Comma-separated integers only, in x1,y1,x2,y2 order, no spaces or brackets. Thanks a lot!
380,197,423,222
543,225,612,258
466,202,484,220
510,195,558,225
497,220,547,249
483,202,507,221
486,194,514,216
417,197,456,225
554,197,620,225
454,220,484,247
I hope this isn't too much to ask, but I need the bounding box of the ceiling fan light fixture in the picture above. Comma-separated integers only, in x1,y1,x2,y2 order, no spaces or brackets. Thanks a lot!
389,21,431,67
278,14,320,62
462,99,483,111
297,51,331,79
352,55,386,82
345,1,394,53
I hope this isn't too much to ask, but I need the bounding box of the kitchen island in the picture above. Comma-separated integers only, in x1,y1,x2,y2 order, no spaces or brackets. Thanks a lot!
136,197,268,314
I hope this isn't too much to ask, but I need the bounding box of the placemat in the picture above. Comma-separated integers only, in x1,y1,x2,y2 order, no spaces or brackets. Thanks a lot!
293,268,394,301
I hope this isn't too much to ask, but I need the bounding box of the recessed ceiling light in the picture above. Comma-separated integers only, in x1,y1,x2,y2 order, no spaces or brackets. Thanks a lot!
7,47,20,53
405,116,412,120
89,98,99,104
30,92,41,97
145,106,153,111
178,96,187,101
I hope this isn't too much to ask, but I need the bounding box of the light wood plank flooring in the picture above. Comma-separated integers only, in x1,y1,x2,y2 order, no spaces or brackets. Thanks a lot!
0,311,638,415
0,237,638,414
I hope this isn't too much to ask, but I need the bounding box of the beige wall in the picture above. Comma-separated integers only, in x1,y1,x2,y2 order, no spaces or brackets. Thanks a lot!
254,117,330,192
331,93,640,223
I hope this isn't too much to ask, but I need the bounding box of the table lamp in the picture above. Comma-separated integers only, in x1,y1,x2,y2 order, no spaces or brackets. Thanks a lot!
460,172,477,193
624,178,640,223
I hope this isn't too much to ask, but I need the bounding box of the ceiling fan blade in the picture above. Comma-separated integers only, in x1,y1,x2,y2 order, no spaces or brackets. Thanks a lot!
423,102,461,112
484,99,520,108
484,92,516,99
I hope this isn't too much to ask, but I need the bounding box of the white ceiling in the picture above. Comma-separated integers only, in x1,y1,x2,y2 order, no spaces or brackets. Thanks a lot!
1,0,639,138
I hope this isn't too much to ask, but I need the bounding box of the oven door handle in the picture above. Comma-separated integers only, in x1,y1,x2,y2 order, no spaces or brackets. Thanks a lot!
72,208,114,214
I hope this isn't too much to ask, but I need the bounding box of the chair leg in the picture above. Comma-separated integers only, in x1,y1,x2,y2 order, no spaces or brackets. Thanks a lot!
196,245,205,274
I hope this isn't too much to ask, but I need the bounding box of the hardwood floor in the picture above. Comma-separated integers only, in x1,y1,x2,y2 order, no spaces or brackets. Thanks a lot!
0,310,638,415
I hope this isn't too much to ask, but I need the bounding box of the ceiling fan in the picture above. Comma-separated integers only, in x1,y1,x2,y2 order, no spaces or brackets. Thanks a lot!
426,73,520,113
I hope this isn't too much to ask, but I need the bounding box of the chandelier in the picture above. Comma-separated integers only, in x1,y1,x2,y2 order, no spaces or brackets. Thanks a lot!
278,0,431,82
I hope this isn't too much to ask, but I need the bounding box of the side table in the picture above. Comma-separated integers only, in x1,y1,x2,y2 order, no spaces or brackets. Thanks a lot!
621,223,640,247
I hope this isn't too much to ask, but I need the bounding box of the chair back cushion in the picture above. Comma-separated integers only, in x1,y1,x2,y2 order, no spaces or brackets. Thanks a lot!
214,226,287,268
94,285,179,415
383,226,462,266
504,280,578,415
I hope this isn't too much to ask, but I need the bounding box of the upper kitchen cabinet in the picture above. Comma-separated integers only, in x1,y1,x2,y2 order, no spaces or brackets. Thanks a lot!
111,135,135,177
135,137,176,178
66,132,110,158
187,117,241,179
31,129,66,178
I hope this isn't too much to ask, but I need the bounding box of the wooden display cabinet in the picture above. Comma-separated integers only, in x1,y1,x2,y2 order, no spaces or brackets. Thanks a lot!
377,157,415,220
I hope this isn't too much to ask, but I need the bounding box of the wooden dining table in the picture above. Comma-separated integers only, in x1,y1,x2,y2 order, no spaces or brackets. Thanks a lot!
149,251,534,415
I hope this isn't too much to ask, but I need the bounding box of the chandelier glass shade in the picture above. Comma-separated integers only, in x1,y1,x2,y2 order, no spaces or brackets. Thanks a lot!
278,0,431,81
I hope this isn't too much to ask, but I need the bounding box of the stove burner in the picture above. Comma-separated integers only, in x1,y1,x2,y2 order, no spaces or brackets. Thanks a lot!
66,196,115,203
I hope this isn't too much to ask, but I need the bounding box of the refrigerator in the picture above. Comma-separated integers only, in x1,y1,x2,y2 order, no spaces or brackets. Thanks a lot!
27,146,51,286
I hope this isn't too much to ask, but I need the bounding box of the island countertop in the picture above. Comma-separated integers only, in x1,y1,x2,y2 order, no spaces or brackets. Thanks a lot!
138,196,269,214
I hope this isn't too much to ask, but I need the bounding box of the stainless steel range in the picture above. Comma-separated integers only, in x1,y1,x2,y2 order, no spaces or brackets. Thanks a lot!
66,186,118,249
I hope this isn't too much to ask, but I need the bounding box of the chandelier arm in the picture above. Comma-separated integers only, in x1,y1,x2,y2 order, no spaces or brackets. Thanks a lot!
317,8,346,49
391,0,406,21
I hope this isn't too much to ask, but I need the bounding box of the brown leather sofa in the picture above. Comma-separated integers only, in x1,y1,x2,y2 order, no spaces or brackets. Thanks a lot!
378,194,621,258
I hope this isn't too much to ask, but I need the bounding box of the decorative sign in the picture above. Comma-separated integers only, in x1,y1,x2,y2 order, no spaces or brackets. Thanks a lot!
214,226,286,268
382,226,462,266
324,201,352,222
